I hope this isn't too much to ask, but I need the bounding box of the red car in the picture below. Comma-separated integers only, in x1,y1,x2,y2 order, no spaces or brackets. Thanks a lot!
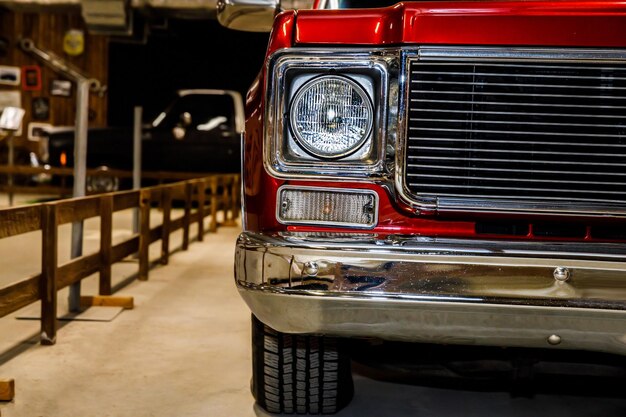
219,0,626,413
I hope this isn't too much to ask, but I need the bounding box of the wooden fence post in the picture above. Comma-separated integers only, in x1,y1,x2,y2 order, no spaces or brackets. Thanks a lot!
182,182,193,250
210,177,218,233
138,189,151,281
221,176,230,225
231,174,240,222
99,195,113,295
197,180,206,241
40,204,57,345
160,187,172,265
222,176,236,227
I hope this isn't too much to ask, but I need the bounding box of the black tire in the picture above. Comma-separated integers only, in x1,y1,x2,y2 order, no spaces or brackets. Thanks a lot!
86,166,119,193
251,315,354,415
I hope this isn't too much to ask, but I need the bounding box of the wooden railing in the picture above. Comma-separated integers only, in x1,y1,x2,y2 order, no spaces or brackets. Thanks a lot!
0,174,240,345
0,165,224,196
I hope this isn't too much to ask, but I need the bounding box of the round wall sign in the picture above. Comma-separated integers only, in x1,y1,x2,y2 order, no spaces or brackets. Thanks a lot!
63,30,85,56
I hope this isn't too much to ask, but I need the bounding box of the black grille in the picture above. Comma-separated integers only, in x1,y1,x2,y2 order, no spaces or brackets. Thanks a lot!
405,59,626,207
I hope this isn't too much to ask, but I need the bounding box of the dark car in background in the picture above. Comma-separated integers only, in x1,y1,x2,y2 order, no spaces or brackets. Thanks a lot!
46,89,244,190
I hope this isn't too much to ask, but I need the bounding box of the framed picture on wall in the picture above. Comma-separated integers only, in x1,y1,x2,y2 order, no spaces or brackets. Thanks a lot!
27,122,52,142
0,107,25,132
0,91,23,136
0,66,20,86
22,65,42,91
50,79,72,97
32,97,50,120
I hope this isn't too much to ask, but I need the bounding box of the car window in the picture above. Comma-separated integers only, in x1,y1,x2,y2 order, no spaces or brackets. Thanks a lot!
153,94,235,132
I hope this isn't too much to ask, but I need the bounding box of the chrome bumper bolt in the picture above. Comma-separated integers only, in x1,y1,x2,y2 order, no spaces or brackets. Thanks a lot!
303,261,319,277
553,267,570,282
547,334,562,345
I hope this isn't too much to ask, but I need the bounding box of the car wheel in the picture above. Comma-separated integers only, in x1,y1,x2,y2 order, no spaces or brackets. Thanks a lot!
251,315,354,415
86,166,119,193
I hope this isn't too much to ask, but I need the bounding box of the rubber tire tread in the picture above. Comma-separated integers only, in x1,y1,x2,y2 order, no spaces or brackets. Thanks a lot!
251,315,354,415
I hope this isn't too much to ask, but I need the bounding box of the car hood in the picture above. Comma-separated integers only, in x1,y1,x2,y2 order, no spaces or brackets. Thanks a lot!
294,1,626,47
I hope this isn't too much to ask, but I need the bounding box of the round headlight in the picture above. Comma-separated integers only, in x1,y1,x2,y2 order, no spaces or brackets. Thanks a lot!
289,75,373,159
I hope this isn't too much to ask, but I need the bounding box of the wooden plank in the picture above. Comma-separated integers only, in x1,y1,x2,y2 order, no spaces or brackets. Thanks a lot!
57,253,101,290
0,206,41,238
79,295,134,310
148,224,163,244
171,184,186,201
0,185,72,196
140,171,217,180
0,168,222,199
0,166,125,178
197,181,206,241
223,176,239,227
188,211,200,224
148,188,163,202
161,187,172,265
182,182,193,250
40,204,57,345
0,378,15,402
170,216,184,232
210,177,218,233
0,165,73,176
111,237,139,263
113,191,139,211
56,197,100,225
0,165,220,181
138,189,151,281
0,276,40,319
99,195,113,296
232,174,241,222
221,176,231,225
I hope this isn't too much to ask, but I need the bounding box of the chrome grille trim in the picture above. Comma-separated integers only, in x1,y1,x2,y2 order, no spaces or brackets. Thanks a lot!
409,165,626,177
406,156,626,168
407,173,626,187
411,98,626,110
397,47,626,217
411,70,626,80
416,47,626,63
410,119,626,129
408,137,626,148
407,146,622,157
410,80,626,90
409,128,625,139
411,89,626,100
410,109,625,120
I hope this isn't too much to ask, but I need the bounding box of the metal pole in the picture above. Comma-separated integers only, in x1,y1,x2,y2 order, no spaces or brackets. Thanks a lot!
17,38,101,313
68,79,90,312
132,106,142,235
7,133,14,206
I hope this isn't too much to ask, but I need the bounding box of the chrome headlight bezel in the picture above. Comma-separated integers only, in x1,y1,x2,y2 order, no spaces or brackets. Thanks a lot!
265,49,392,180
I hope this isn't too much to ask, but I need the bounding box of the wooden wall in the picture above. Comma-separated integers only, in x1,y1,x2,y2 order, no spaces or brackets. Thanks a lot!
0,9,108,153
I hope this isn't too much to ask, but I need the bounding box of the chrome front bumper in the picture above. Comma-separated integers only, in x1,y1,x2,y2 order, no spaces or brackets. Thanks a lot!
235,232,626,356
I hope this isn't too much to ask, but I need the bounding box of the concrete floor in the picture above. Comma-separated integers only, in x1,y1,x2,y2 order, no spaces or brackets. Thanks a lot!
0,196,625,416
